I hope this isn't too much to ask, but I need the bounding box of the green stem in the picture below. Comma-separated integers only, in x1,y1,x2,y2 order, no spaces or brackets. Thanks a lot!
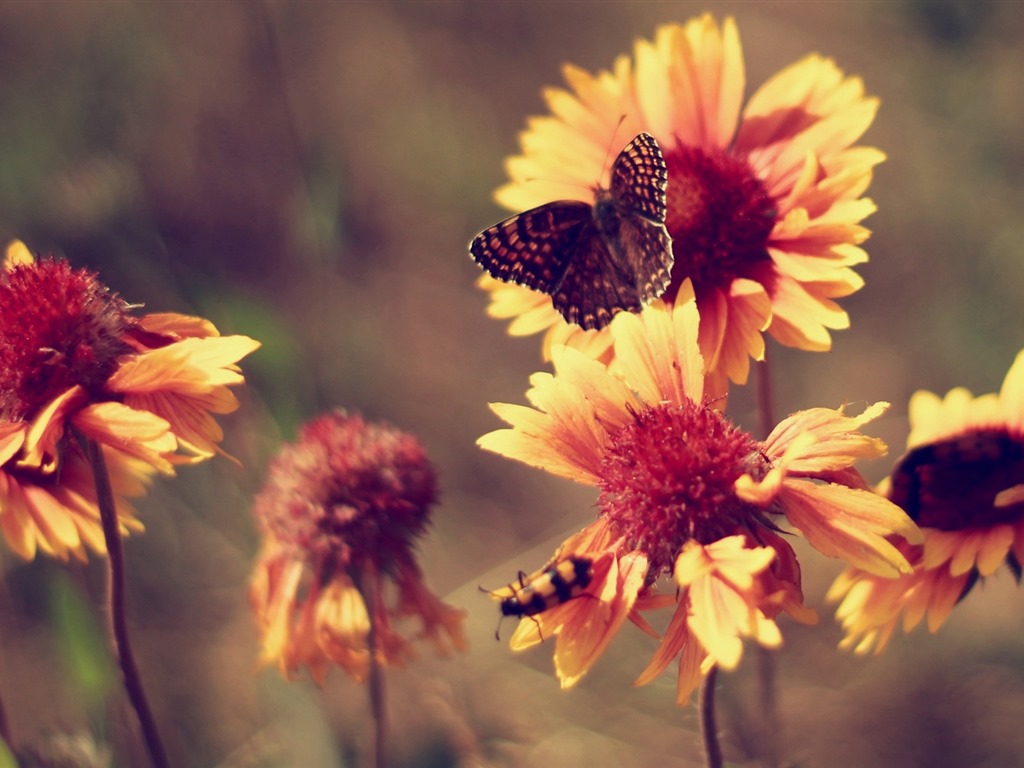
86,439,169,768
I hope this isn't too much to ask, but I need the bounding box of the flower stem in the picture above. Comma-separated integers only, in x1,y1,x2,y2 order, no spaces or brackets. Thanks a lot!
353,569,387,768
0,679,11,749
700,665,723,768
757,646,780,768
86,438,169,768
755,353,782,768
756,349,776,440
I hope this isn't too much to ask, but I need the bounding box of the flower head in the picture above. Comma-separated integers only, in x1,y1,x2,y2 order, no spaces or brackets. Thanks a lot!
479,15,882,386
829,350,1024,654
249,410,467,683
479,285,917,702
0,241,259,561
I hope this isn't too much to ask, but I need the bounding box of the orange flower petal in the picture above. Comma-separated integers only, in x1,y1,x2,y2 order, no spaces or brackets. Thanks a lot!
109,335,260,395
72,402,176,474
3,240,34,269
781,480,918,576
554,551,647,688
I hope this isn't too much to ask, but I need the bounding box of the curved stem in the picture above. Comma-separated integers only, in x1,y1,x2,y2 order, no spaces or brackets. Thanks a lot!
700,665,723,768
86,439,169,768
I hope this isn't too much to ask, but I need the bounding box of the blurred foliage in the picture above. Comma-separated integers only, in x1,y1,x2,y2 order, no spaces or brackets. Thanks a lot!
48,572,116,722
0,1,1022,766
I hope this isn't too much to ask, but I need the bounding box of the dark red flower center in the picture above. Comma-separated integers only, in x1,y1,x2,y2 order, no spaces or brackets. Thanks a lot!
889,428,1024,530
663,144,776,299
253,410,438,573
596,401,769,575
0,258,133,421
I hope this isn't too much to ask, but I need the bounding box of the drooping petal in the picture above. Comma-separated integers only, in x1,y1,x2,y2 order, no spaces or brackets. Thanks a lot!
72,402,176,473
781,480,919,576
675,537,782,670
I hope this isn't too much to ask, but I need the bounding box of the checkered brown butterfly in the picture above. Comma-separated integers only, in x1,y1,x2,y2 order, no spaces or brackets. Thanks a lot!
469,132,674,331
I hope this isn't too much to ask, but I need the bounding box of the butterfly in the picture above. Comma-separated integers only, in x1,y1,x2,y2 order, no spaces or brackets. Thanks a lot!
470,132,674,331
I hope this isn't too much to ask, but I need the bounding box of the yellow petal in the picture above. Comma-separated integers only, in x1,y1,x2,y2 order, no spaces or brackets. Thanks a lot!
3,240,34,269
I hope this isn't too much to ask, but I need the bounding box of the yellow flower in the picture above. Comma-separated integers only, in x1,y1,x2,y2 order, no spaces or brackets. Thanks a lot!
829,350,1024,654
0,241,258,561
479,285,915,702
249,410,467,683
478,15,882,387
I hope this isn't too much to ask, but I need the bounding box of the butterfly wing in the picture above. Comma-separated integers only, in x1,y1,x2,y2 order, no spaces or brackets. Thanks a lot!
611,209,674,306
610,132,668,222
470,133,674,331
551,230,645,330
470,202,592,295
602,132,675,308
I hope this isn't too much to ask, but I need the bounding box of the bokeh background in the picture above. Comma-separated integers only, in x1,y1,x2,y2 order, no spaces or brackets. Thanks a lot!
2,1,1024,766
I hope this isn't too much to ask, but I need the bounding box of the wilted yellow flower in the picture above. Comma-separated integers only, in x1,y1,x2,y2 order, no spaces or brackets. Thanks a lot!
249,410,467,683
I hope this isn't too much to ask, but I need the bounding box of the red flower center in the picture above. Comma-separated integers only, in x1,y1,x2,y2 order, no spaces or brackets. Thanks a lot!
889,429,1024,530
596,401,768,575
663,144,776,298
0,258,133,421
253,410,438,571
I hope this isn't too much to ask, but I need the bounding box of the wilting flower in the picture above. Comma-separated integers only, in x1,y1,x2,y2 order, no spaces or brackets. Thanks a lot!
249,410,467,683
829,350,1024,654
479,284,918,703
0,241,259,561
479,14,882,386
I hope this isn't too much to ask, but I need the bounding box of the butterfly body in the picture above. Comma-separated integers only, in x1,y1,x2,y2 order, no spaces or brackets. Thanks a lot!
470,133,674,331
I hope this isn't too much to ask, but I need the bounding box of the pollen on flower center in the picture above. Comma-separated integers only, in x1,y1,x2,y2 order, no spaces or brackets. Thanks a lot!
252,410,438,571
663,144,776,296
597,401,767,575
0,258,134,421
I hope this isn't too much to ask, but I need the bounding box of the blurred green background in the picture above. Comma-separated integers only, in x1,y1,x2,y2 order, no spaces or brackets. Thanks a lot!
1,1,1023,766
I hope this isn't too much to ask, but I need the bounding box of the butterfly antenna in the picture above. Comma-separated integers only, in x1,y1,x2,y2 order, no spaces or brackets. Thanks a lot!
597,114,629,185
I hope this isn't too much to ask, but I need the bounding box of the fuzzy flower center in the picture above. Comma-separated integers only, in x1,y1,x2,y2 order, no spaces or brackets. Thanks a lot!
596,401,768,575
889,428,1024,530
663,144,776,296
0,258,133,421
253,410,437,573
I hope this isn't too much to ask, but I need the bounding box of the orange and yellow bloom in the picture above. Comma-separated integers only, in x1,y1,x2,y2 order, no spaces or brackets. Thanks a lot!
829,350,1024,654
479,284,918,703
479,15,882,387
249,410,467,683
0,241,259,561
